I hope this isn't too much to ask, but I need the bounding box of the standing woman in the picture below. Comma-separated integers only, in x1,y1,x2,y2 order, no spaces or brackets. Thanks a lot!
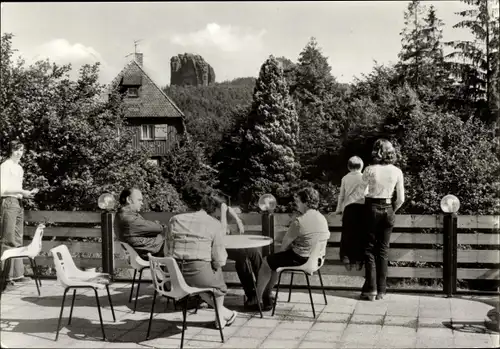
1,141,39,285
360,139,404,301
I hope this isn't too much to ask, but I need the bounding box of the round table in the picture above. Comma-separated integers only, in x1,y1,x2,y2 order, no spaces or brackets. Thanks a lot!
224,234,273,250
223,234,273,318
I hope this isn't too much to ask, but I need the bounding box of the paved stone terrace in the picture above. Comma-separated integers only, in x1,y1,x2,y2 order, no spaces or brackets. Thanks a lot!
1,280,498,348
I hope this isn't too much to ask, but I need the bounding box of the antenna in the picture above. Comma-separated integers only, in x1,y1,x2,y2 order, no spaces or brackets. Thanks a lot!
125,39,143,58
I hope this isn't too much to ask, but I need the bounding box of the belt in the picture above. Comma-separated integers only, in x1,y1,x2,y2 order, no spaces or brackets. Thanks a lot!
365,197,392,204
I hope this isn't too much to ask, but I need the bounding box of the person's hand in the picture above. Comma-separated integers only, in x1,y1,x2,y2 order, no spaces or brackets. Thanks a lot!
31,188,40,195
334,210,342,215
22,190,35,199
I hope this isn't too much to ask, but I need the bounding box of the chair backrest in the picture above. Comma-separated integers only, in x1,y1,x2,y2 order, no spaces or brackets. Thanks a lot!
119,241,148,269
27,223,45,256
50,244,80,287
301,236,329,274
148,254,190,300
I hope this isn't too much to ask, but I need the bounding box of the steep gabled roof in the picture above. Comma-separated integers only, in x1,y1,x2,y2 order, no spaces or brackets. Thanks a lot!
110,60,184,119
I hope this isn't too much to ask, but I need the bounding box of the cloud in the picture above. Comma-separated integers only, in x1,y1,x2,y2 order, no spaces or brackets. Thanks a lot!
171,23,266,52
35,38,104,65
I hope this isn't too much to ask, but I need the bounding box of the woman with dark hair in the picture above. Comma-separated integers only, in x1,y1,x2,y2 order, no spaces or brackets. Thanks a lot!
360,139,405,301
254,186,330,310
167,182,237,328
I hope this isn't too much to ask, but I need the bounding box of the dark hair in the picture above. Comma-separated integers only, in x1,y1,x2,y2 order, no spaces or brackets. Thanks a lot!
181,181,218,214
9,140,24,155
119,188,137,206
295,187,320,210
347,156,364,171
371,139,397,165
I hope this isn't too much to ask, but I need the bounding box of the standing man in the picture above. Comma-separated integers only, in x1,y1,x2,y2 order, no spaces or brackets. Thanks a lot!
1,141,39,285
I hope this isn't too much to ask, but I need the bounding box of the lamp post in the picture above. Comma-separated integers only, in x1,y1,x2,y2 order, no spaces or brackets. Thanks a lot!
259,194,277,256
98,193,116,280
441,194,460,298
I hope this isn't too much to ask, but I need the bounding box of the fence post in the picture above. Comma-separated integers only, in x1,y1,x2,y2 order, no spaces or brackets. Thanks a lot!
101,211,115,281
443,212,458,297
261,211,275,257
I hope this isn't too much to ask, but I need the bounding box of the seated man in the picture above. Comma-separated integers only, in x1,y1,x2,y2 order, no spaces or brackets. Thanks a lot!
255,187,331,310
212,194,265,309
166,182,237,329
115,188,165,261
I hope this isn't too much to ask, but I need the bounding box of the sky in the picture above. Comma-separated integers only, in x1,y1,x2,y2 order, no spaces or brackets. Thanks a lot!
0,1,480,87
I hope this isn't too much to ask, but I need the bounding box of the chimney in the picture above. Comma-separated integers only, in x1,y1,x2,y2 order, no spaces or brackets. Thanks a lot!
134,52,143,67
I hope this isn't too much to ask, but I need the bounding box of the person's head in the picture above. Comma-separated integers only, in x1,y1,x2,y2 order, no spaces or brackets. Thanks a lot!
371,139,397,165
182,181,219,214
119,188,143,212
294,186,320,214
9,141,24,161
347,156,364,172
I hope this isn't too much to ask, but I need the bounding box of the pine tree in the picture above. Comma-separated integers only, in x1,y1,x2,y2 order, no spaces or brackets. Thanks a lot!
398,0,428,88
293,37,336,104
447,0,500,122
238,55,300,210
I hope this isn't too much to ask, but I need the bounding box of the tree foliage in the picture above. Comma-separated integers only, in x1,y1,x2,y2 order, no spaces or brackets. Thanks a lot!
0,33,185,212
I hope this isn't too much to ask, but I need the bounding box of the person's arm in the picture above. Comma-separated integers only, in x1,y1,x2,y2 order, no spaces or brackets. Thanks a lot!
393,169,405,212
280,219,300,252
220,203,229,234
335,177,346,214
124,213,164,238
211,225,228,270
227,206,245,234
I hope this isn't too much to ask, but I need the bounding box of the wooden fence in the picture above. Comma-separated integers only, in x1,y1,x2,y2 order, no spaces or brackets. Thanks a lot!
22,211,500,294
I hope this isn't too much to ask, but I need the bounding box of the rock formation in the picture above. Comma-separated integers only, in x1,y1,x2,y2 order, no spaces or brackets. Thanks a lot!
170,53,216,87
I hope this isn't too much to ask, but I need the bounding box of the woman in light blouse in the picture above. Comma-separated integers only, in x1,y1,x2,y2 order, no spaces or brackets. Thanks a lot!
360,139,404,301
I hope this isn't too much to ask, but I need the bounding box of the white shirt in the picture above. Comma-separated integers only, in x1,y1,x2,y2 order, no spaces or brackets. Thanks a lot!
283,209,330,258
0,159,24,199
362,164,404,200
336,171,366,212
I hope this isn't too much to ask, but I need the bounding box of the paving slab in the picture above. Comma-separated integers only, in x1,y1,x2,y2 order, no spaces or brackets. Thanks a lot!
1,280,498,348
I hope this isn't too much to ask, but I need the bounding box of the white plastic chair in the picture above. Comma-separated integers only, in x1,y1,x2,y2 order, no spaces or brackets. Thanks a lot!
0,223,45,296
49,244,116,341
119,241,150,313
146,254,224,349
272,237,329,318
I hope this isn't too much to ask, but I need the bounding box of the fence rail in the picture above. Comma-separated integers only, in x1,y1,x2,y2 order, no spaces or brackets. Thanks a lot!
21,210,500,295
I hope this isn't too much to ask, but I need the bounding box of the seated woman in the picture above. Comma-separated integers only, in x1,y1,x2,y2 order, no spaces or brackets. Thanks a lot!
166,182,237,329
255,187,330,310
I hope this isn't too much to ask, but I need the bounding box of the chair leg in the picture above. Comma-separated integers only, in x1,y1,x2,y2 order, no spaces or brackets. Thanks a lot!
272,271,283,317
133,269,144,313
288,272,294,302
68,290,76,325
146,290,157,340
211,293,224,344
317,269,327,305
55,288,69,341
29,258,41,296
180,298,189,349
33,258,42,287
129,269,137,303
305,273,316,318
106,285,116,321
92,288,106,341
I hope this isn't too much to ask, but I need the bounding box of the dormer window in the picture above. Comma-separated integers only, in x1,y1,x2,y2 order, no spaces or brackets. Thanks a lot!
127,87,139,97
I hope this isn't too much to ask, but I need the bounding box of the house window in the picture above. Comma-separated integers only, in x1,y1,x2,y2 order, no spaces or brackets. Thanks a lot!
127,87,139,97
141,125,155,140
146,159,159,166
154,125,168,140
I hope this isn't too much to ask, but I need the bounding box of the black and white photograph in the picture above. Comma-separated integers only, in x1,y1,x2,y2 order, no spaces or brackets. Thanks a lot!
0,1,499,348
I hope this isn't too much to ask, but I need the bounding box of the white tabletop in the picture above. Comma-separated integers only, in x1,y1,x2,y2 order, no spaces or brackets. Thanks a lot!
224,234,273,249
